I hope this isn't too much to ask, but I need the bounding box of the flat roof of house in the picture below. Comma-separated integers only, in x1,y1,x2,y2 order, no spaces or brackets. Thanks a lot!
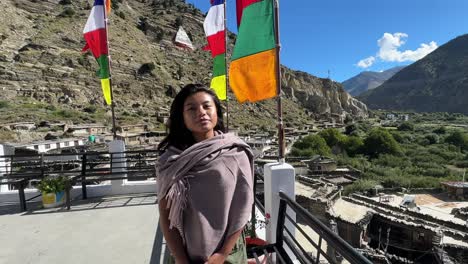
7,137,84,147
369,193,468,226
331,199,372,224
0,194,160,264
441,181,468,188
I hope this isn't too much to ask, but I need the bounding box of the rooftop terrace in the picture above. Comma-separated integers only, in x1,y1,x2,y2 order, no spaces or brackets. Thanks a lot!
0,194,163,264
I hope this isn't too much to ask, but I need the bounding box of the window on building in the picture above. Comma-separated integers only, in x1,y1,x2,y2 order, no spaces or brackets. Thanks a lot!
64,142,70,147
45,144,50,149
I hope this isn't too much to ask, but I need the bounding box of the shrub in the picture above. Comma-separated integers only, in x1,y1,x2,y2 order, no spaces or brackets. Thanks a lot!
59,7,75,17
175,17,184,27
116,11,126,19
0,101,9,109
374,154,411,168
83,105,97,113
138,62,155,75
397,122,414,131
425,134,439,144
433,126,446,134
343,179,379,196
137,17,149,34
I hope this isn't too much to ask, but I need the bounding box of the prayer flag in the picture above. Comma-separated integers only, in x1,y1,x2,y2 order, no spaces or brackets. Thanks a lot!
229,0,277,103
83,0,112,105
203,0,227,100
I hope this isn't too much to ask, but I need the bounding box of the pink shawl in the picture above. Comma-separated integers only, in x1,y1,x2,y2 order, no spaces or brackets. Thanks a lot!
157,133,254,262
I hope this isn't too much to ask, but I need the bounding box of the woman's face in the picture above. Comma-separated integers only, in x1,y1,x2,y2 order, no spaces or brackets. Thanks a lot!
183,92,218,142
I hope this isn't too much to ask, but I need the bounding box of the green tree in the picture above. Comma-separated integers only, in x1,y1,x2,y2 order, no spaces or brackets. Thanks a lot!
364,128,401,158
318,128,345,148
343,136,364,157
344,124,358,135
445,130,468,150
290,134,331,157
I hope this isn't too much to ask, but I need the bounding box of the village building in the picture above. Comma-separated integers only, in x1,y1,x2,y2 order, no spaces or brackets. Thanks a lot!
0,122,36,131
116,124,148,134
441,181,468,200
68,124,108,136
308,155,337,172
385,113,396,120
1,138,85,154
156,110,169,124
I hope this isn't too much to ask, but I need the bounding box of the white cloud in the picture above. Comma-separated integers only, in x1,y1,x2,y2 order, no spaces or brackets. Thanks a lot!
356,32,438,69
377,32,438,62
357,56,376,68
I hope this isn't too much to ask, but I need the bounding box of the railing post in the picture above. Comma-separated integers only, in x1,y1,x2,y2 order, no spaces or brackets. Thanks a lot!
81,154,87,199
264,161,296,260
109,140,126,193
0,144,11,192
19,180,27,212
40,153,44,178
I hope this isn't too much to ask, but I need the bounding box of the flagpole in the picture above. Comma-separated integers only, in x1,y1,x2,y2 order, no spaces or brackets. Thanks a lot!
223,0,230,132
274,0,285,162
102,2,117,140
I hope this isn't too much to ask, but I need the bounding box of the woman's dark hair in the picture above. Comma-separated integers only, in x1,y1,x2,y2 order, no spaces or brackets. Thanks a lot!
157,84,225,152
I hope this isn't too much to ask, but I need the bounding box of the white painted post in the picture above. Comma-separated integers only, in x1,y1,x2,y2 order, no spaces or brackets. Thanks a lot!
0,144,13,192
108,140,126,191
264,162,296,260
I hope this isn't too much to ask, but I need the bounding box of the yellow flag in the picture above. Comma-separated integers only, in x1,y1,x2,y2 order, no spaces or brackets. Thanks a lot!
101,78,112,105
211,75,227,100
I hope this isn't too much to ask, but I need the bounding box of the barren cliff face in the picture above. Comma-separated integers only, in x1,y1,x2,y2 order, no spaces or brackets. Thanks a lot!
282,68,368,120
0,0,367,130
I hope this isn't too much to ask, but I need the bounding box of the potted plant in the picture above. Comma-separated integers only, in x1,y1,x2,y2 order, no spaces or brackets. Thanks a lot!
246,212,270,264
37,175,68,208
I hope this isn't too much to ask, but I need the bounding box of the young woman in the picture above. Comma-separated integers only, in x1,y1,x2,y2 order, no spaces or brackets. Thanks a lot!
157,84,254,264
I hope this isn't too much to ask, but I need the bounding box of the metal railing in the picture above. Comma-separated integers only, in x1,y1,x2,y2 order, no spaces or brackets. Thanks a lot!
248,174,372,264
0,150,158,211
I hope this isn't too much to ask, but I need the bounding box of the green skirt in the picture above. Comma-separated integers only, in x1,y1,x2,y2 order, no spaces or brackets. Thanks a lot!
165,232,247,264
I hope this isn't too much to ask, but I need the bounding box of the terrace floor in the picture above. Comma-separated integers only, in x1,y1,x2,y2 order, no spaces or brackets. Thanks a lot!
0,193,163,264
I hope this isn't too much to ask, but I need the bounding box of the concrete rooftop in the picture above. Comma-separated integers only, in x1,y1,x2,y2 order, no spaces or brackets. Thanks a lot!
0,194,164,264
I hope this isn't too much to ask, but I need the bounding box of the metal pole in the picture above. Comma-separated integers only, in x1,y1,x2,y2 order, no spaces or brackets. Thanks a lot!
273,0,285,162
223,0,230,132
102,1,117,139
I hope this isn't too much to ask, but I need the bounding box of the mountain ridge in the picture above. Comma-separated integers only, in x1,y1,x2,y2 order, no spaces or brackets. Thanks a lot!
342,66,405,96
359,34,468,114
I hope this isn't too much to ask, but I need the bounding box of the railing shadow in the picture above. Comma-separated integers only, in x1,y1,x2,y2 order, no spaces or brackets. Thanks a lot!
12,193,157,216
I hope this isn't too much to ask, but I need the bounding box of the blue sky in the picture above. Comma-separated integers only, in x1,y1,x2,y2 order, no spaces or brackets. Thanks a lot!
187,0,468,82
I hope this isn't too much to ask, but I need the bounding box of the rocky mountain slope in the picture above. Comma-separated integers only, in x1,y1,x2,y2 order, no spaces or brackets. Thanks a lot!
342,66,405,96
0,0,367,139
359,34,468,114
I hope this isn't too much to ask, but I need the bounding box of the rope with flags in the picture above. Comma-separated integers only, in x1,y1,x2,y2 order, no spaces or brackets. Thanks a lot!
82,0,117,138
203,0,228,101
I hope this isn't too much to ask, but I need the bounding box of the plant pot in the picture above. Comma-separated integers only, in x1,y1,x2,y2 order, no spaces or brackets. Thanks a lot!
246,237,269,264
42,191,65,208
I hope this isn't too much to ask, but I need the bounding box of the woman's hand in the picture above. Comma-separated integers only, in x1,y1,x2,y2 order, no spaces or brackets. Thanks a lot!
204,252,228,264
